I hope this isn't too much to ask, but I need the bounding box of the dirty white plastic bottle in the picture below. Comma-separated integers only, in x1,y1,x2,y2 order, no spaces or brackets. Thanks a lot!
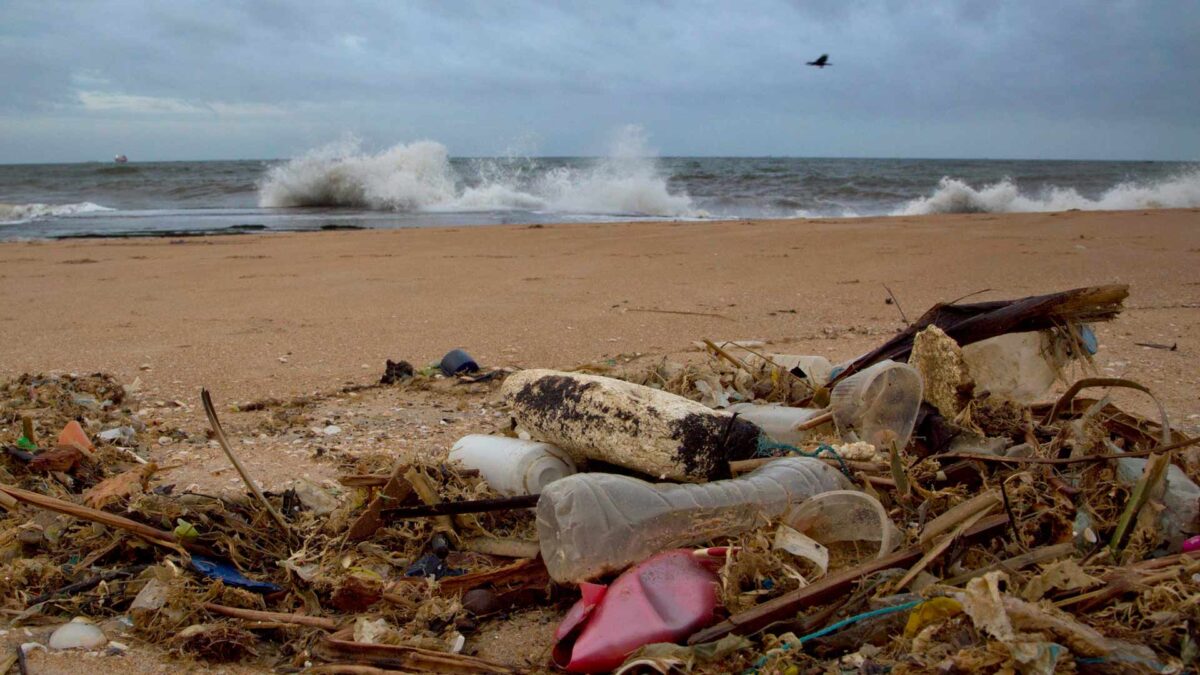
449,435,577,496
727,403,829,446
536,457,852,583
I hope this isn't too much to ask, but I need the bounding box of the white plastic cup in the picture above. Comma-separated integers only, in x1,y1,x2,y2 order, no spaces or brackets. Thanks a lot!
449,435,577,496
830,360,923,450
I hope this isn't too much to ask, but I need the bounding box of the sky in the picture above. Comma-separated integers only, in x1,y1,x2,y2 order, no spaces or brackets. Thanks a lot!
1,1,1198,163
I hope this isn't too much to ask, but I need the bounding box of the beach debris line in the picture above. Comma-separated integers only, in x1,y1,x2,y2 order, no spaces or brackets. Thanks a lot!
1,283,1198,673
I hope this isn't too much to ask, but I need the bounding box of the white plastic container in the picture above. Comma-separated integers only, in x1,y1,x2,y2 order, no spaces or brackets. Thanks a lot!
449,435,577,496
536,457,851,583
727,403,829,446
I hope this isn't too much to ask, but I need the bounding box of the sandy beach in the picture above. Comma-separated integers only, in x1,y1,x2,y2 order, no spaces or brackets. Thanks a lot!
3,208,1200,672
3,208,1199,408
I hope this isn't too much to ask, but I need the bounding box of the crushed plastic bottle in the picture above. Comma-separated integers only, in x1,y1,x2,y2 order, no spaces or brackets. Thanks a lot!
536,457,851,583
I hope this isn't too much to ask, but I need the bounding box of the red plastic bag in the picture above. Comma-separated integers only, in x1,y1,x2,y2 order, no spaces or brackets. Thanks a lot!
553,549,721,672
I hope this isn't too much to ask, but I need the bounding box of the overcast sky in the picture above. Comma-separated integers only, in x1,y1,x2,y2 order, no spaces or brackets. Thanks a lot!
2,1,1198,163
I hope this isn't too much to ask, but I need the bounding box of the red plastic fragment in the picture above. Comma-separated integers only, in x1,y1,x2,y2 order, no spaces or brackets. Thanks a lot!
553,549,721,673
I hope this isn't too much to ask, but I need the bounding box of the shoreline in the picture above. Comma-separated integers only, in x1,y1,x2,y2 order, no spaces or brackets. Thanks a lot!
2,207,1199,419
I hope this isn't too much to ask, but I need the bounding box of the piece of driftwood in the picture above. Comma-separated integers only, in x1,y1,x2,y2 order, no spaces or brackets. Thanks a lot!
827,285,1128,387
689,514,1010,644
386,557,550,598
0,483,177,547
503,369,761,481
317,628,515,673
346,462,413,542
203,602,338,630
383,494,539,519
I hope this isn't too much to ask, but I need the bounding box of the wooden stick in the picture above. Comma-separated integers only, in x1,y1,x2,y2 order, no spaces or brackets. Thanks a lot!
920,434,1200,467
383,493,539,518
940,542,1076,587
28,564,148,606
201,389,292,543
919,490,999,546
688,513,1010,644
795,410,834,431
0,483,176,546
893,503,995,591
202,602,338,630
628,307,733,321
729,457,886,475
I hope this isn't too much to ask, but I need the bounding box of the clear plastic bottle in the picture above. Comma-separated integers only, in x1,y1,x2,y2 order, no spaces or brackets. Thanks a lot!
536,457,852,583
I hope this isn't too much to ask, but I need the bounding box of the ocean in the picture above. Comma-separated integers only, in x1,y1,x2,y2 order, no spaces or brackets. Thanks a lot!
1,137,1197,240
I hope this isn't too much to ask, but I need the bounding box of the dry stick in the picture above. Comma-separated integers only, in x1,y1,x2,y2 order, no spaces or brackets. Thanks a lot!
0,483,176,546
893,503,996,592
883,284,909,324
628,307,733,321
202,602,338,630
0,649,17,675
1041,377,1171,444
383,493,540,519
28,564,148,606
795,410,834,431
702,338,757,374
918,434,1200,467
201,389,292,544
1109,451,1171,555
729,457,886,475
940,542,1076,587
16,643,28,675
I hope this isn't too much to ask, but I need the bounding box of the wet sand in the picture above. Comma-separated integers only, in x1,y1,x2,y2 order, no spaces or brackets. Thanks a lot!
2,208,1199,417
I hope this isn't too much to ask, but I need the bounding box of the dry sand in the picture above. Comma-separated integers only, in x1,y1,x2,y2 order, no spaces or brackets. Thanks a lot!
2,208,1198,410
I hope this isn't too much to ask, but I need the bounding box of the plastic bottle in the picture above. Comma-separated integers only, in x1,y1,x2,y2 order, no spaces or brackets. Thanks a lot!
829,360,923,450
449,435,577,496
727,403,829,446
536,457,851,583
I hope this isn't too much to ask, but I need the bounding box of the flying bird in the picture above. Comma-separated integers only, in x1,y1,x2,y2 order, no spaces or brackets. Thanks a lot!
806,54,831,68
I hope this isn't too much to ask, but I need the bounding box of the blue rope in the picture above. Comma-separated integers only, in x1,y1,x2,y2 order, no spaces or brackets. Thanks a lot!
743,600,922,673
755,436,851,477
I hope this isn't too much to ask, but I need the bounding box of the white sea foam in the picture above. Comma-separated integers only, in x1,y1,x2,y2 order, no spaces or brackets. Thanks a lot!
895,170,1200,215
0,201,113,225
258,126,698,217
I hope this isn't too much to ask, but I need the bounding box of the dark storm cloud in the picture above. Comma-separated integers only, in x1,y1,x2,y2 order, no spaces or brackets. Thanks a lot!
1,0,1197,161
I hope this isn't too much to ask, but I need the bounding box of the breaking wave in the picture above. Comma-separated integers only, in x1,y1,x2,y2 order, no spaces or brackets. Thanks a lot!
895,170,1200,215
0,201,113,225
258,126,698,217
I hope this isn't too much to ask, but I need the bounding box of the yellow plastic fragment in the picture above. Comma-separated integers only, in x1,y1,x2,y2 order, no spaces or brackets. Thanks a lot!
903,597,964,638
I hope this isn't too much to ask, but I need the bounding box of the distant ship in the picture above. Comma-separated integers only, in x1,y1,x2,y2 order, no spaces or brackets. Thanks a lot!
114,154,128,164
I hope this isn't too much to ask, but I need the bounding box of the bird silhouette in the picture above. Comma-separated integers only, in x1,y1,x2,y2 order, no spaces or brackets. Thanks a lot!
806,54,831,68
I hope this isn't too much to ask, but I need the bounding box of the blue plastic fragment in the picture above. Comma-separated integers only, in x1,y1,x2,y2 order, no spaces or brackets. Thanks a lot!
190,554,283,593
1079,324,1098,355
405,552,465,579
